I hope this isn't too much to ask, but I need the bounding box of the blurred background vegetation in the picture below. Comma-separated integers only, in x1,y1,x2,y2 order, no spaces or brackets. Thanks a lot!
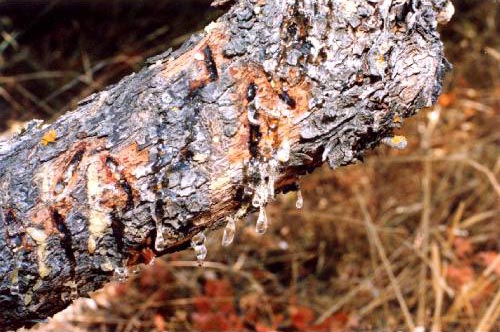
1,0,498,331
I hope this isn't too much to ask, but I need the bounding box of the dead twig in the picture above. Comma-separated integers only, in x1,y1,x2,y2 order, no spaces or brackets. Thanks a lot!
430,242,445,332
417,108,441,328
474,287,500,332
159,260,265,294
463,159,500,198
356,193,416,332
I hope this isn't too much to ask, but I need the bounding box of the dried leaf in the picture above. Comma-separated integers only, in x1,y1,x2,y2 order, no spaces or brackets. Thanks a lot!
290,305,315,329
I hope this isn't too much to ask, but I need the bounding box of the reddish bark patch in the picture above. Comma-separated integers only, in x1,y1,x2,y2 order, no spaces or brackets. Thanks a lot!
224,64,311,165
29,207,55,235
113,142,149,183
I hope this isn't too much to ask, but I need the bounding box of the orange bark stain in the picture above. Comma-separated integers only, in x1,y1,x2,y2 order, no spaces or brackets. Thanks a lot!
113,142,149,180
29,207,56,236
127,247,156,266
29,138,151,241
222,64,311,165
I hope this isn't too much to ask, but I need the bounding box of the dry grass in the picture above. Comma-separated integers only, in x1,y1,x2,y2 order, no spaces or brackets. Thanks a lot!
2,1,498,331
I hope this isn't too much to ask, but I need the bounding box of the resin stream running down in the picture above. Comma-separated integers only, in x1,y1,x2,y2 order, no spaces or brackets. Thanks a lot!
0,0,453,330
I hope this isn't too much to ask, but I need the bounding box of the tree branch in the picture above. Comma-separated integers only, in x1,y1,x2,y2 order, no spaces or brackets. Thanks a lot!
0,0,452,330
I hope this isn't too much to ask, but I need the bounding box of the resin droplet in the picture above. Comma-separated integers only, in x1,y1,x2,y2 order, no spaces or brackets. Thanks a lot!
100,260,114,272
222,216,236,247
252,192,261,208
54,181,64,195
114,266,128,283
195,245,207,263
247,106,260,125
267,179,275,199
9,283,20,297
147,256,156,266
191,232,207,264
9,251,22,297
63,280,78,301
151,203,165,251
268,117,279,130
191,232,206,246
255,206,268,235
381,135,408,150
154,230,165,252
276,138,290,162
296,189,304,209
129,265,142,275
61,293,70,302
69,282,78,300
322,145,332,162
9,268,20,297
70,288,78,301
267,159,279,198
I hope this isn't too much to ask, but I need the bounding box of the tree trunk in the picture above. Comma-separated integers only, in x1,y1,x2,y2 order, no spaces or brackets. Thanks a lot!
0,0,452,330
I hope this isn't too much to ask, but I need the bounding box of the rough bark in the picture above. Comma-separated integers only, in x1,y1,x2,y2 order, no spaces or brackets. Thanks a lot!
0,0,452,330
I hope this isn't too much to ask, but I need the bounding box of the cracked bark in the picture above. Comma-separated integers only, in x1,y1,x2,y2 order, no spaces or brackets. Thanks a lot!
0,0,453,330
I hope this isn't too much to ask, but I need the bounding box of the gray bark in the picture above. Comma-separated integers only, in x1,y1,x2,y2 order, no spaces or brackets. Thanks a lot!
0,0,452,330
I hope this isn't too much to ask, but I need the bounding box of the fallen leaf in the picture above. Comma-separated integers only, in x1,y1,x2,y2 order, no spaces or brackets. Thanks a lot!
290,305,315,329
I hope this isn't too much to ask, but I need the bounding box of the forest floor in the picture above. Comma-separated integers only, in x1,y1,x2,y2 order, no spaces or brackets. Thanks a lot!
1,1,498,331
